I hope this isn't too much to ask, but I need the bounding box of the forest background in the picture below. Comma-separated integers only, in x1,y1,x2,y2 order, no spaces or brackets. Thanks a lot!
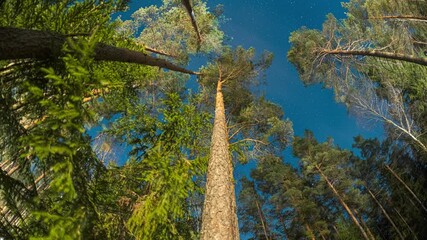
0,0,426,239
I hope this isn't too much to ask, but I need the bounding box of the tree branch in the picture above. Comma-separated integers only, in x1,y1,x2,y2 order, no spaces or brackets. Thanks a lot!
143,45,178,58
0,27,200,75
319,48,427,66
369,15,427,22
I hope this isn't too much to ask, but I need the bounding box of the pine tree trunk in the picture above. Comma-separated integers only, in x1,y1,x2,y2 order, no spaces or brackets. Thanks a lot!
367,189,404,240
319,49,427,66
315,164,370,240
353,208,376,240
369,15,427,21
181,0,202,45
0,27,198,75
255,199,270,240
304,224,316,240
200,80,239,240
385,165,427,213
394,207,418,240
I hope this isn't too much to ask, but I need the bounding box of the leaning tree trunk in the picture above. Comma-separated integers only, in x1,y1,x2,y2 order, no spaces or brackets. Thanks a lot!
181,0,202,46
367,188,405,240
304,224,316,240
0,27,198,75
255,199,270,240
369,15,427,22
385,165,427,213
319,49,427,66
353,208,376,240
393,207,419,240
315,164,370,240
200,79,239,240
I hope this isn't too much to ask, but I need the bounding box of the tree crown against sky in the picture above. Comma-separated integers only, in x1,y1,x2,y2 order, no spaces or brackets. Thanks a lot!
0,0,426,239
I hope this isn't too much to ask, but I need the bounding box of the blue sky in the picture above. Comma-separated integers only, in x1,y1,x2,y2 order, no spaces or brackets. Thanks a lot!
118,0,385,177
118,1,384,237
121,0,383,151
205,0,383,147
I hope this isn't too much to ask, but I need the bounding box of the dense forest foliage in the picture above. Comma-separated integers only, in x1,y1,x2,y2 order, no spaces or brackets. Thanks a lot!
0,0,425,239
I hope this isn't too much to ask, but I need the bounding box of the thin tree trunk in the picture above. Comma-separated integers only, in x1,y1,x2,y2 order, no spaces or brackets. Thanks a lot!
385,165,427,213
319,49,427,66
353,208,376,240
394,207,418,240
200,79,239,240
181,0,202,46
255,199,270,240
369,15,427,22
305,224,316,240
315,164,370,240
367,189,404,240
332,225,339,235
0,159,10,168
0,27,198,75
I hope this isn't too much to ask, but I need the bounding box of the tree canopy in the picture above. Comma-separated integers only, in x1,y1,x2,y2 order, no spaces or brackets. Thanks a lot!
0,0,426,239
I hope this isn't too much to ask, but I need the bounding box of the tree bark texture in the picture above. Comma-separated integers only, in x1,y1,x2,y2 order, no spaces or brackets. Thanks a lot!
200,80,239,240
0,27,198,75
320,49,427,66
315,164,370,240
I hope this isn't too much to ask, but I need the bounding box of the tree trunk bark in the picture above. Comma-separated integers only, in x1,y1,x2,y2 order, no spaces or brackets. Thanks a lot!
0,27,198,75
200,79,239,240
385,165,427,213
315,164,370,240
319,49,427,66
367,189,404,240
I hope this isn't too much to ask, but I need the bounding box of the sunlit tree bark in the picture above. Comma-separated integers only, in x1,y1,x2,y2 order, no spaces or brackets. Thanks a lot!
201,78,239,240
